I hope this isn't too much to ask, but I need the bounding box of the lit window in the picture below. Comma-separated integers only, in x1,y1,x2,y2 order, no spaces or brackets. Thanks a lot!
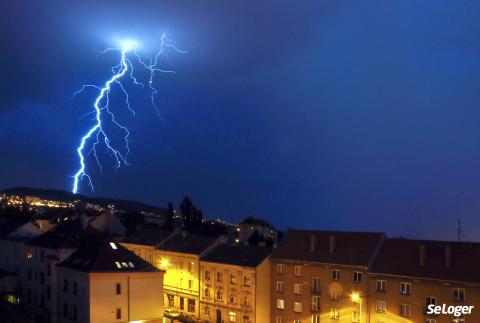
205,270,211,281
312,314,320,323
275,316,283,323
276,299,284,309
122,262,128,268
115,262,121,269
293,302,302,313
425,296,437,307
426,319,436,323
216,290,223,301
128,262,134,268
330,287,341,300
217,272,223,282
229,311,236,322
230,274,237,284
109,242,118,250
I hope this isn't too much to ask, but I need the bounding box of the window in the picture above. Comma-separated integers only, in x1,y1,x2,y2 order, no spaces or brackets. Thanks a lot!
330,308,340,320
63,279,68,292
376,280,386,292
47,286,51,300
400,282,411,295
312,315,320,323
229,311,236,322
294,283,302,294
26,249,33,259
452,318,465,323
116,308,122,320
353,271,362,283
229,292,237,304
276,299,285,309
352,311,359,323
294,321,301,323
28,269,32,281
331,269,341,280
73,281,77,295
204,288,211,298
230,274,237,284
276,317,283,323
453,288,465,302
276,263,284,274
217,272,223,282
188,279,193,289
376,301,386,313
205,306,210,316
205,270,210,281
276,281,284,292
216,290,223,301
242,315,250,323
425,296,437,307
72,305,78,321
400,304,411,317
115,283,121,295
188,299,195,313
109,242,118,249
312,296,320,311
47,263,51,276
312,277,321,292
180,297,184,310
293,302,302,313
294,265,302,276
63,303,68,316
188,262,194,273
330,287,341,300
425,319,436,323
40,273,45,285
243,275,250,286
167,294,174,307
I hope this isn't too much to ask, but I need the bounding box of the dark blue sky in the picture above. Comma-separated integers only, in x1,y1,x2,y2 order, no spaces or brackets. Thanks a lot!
1,0,480,241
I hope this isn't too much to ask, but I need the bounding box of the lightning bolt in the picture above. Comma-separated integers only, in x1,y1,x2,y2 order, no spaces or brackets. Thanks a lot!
71,34,186,194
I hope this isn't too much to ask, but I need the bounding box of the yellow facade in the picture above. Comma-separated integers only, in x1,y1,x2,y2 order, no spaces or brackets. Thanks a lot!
198,258,270,323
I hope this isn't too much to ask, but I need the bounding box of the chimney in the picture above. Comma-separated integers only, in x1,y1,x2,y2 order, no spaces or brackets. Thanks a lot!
419,244,426,266
329,235,336,253
444,245,452,268
310,234,316,252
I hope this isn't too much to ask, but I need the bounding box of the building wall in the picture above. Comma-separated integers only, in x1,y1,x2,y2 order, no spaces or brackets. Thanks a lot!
155,250,201,319
255,257,271,323
199,261,258,323
57,268,90,323
368,274,480,323
88,272,164,323
270,259,368,323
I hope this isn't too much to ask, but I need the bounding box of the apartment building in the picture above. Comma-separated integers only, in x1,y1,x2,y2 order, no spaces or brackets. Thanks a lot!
199,244,272,323
270,230,385,323
121,227,175,264
155,232,223,320
57,235,164,323
368,238,480,323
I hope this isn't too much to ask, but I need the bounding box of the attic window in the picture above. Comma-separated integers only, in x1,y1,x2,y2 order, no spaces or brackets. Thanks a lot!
122,262,128,268
115,262,122,269
109,242,118,250
128,262,135,268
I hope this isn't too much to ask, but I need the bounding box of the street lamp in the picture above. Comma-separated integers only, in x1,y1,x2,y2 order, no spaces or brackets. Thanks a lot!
351,292,361,322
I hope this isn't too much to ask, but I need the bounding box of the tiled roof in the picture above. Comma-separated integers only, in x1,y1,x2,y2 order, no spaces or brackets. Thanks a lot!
370,238,480,284
58,234,159,273
122,227,173,246
271,229,384,267
201,244,272,268
157,232,219,255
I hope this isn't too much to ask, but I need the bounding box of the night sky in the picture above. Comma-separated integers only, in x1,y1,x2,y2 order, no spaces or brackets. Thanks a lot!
1,1,480,241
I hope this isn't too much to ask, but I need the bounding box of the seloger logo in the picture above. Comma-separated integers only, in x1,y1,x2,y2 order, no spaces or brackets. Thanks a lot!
427,304,474,317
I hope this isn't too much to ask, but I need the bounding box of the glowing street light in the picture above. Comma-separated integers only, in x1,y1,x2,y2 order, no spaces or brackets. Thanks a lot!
351,292,362,322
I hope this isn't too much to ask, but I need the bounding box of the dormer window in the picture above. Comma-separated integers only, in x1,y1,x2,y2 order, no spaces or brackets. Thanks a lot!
109,242,118,250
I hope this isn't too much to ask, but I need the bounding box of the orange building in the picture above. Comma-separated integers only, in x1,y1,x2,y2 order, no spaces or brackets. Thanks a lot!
270,230,385,323
368,238,480,323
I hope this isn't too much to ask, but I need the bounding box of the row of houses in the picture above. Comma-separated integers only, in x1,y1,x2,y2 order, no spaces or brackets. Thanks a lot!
1,213,480,323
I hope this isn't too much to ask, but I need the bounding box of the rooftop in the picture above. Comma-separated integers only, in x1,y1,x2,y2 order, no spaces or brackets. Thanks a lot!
201,244,272,268
370,238,480,284
58,233,159,273
157,232,219,255
122,227,173,246
27,218,94,249
271,229,384,267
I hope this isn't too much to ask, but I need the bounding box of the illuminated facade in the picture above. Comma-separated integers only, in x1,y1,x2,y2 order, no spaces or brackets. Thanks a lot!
199,244,272,323
270,230,385,323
